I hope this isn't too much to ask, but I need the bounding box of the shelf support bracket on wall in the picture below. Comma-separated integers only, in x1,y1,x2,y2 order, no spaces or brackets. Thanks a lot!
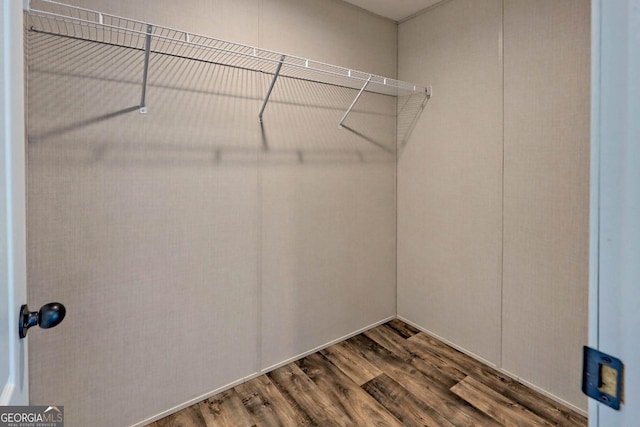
399,85,432,148
258,55,286,124
139,24,153,114
339,75,372,128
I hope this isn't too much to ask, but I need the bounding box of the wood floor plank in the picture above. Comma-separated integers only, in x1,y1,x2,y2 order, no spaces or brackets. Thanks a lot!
297,352,404,427
451,376,556,427
347,334,501,427
267,363,354,426
155,404,207,427
364,325,466,386
320,341,382,386
235,375,311,426
362,373,458,427
408,332,486,375
364,326,415,360
408,332,587,427
386,319,421,338
148,321,587,427
469,369,587,427
198,389,254,427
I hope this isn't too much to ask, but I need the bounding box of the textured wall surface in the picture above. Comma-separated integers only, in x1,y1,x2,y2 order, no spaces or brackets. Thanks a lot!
398,0,590,411
26,0,590,422
502,0,590,410
397,0,504,365
25,1,397,426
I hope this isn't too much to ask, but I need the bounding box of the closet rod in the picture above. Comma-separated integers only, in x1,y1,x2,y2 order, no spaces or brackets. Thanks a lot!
25,0,429,97
28,25,395,99
25,0,431,135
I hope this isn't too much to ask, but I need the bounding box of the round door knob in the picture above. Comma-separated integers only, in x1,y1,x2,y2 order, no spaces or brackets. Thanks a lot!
19,302,66,339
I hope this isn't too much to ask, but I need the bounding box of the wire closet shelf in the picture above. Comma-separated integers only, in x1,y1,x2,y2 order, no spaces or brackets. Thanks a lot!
25,0,431,129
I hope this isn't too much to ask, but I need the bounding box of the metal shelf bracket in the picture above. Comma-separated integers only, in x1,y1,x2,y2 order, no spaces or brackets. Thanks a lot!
339,75,372,128
399,86,432,148
258,55,286,124
139,24,153,114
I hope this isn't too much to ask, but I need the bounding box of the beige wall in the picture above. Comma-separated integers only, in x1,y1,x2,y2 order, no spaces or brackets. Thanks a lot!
26,0,591,422
502,0,590,409
25,1,397,426
397,0,504,365
398,0,590,412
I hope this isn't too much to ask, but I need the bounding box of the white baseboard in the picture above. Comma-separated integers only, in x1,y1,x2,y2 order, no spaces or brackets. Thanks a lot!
396,315,499,368
396,315,588,417
130,373,259,427
259,315,395,374
131,315,395,427
133,313,587,426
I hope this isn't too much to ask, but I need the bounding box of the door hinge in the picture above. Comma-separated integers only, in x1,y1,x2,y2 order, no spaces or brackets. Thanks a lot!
582,346,624,410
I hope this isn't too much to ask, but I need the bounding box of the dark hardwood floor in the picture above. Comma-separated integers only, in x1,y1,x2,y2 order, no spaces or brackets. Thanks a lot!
148,320,587,427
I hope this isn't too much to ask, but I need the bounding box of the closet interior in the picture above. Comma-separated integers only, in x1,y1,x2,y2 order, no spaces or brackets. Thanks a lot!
23,0,590,426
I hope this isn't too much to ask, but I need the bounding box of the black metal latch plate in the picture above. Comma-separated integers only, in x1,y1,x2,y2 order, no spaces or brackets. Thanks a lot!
582,346,623,410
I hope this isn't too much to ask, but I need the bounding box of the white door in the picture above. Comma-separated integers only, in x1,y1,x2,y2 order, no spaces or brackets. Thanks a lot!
589,0,640,425
0,0,28,406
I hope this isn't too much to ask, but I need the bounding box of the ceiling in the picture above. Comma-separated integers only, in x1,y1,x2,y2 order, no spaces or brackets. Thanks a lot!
343,0,443,22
